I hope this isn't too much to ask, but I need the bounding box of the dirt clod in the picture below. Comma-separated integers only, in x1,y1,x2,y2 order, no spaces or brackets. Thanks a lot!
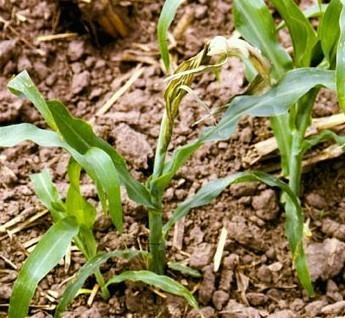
222,300,261,318
252,189,279,221
304,300,328,317
267,310,297,318
321,300,345,315
306,238,345,281
113,123,153,169
198,265,216,305
68,40,86,62
0,40,17,67
189,243,213,269
246,292,268,306
71,70,91,96
305,192,327,210
212,290,229,310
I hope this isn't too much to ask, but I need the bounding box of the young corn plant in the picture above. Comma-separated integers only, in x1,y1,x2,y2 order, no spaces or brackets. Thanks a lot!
1,38,284,317
157,0,345,297
2,0,345,316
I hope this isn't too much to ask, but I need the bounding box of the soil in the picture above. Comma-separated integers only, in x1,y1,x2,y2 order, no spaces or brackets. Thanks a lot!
0,0,345,317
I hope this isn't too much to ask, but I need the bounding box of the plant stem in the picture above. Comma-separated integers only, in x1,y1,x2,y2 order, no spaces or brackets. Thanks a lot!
75,236,110,299
95,269,110,299
148,209,165,274
152,111,171,178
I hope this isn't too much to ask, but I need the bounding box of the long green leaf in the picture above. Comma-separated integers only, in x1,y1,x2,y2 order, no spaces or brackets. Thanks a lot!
70,147,123,231
3,131,119,231
162,171,313,295
233,0,292,80
30,170,66,221
106,270,198,309
233,0,292,176
54,250,148,317
0,123,65,148
6,72,154,209
7,70,56,130
203,68,335,141
319,0,342,67
0,122,124,230
157,0,184,71
151,68,335,192
302,129,345,153
336,4,345,110
270,0,317,67
9,217,79,318
66,159,96,229
277,4,328,31
47,100,154,209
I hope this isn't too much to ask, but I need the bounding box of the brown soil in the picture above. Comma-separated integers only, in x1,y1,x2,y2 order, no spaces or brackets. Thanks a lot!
1,0,345,317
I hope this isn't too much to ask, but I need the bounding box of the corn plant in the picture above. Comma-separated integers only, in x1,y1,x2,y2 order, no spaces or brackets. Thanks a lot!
157,0,345,297
2,0,345,316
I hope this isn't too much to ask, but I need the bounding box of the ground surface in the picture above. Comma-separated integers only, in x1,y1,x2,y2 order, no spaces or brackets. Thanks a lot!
0,0,345,317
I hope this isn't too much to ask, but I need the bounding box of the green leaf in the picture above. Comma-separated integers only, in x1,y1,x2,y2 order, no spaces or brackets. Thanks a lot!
151,68,335,191
0,125,124,231
204,68,335,142
233,0,292,80
277,4,328,31
106,270,198,309
336,4,345,110
0,123,66,148
319,0,342,67
271,0,317,67
7,71,56,130
9,217,79,318
30,169,66,221
162,171,313,295
6,72,153,209
71,147,123,231
54,250,148,317
302,129,345,153
66,158,97,229
167,262,201,278
0,121,124,230
47,100,154,209
157,0,184,72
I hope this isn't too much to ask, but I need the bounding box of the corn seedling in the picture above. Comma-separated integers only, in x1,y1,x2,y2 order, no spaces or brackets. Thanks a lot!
2,0,345,316
158,0,345,297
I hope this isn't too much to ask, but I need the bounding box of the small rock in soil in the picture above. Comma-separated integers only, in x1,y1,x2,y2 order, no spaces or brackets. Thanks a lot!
212,290,229,310
221,300,261,318
306,238,345,281
267,310,297,318
227,216,265,250
252,189,279,221
230,182,257,198
305,192,327,210
246,292,268,306
257,264,273,284
219,269,234,291
304,300,328,317
198,265,216,305
113,123,153,169
0,284,11,299
0,39,17,67
189,243,213,269
239,127,253,143
68,40,86,61
71,71,90,95
321,300,345,315
17,55,32,72
322,218,345,241
80,307,102,318
188,306,216,318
